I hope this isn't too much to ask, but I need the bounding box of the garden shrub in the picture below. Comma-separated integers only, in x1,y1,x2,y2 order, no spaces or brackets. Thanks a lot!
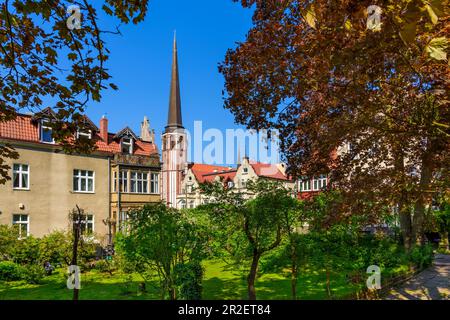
0,225,19,262
11,236,41,265
0,261,24,281
22,264,45,284
174,262,204,300
39,231,71,266
410,244,434,269
93,259,116,274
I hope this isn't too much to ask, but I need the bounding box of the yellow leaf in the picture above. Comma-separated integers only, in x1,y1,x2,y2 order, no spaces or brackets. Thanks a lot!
425,37,448,61
426,4,439,24
304,5,316,29
345,19,353,31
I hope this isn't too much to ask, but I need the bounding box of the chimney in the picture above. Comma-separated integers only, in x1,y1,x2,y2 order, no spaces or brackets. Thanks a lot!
100,115,108,142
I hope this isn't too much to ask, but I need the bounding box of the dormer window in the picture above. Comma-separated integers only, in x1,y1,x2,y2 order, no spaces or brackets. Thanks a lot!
40,121,54,143
121,137,133,154
77,129,92,140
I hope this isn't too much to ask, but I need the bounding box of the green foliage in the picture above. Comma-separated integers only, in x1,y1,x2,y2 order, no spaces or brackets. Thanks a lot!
0,261,24,281
174,262,204,300
22,264,45,284
200,179,299,263
0,225,19,261
200,179,301,299
94,259,117,274
0,1,151,182
409,244,434,269
39,231,72,266
432,202,450,233
11,236,41,265
116,202,208,300
77,238,98,270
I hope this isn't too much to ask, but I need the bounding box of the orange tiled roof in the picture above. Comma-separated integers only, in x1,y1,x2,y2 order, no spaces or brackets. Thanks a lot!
249,161,290,181
201,170,237,183
0,114,158,157
190,163,236,183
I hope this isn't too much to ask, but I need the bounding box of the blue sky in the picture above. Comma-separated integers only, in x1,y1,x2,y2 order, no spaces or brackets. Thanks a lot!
85,0,255,164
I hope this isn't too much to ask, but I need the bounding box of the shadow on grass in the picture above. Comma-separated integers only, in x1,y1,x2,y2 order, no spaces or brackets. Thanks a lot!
0,261,361,300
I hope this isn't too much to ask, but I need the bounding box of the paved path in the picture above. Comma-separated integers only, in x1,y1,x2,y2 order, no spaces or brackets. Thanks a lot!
386,254,450,300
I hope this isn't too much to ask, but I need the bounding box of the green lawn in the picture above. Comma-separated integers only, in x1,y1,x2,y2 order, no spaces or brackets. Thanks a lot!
0,260,361,300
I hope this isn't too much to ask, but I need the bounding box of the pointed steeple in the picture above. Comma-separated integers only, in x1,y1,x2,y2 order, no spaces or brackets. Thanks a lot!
165,32,183,132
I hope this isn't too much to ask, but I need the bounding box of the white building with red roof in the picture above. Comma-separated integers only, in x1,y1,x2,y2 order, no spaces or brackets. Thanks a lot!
176,158,295,209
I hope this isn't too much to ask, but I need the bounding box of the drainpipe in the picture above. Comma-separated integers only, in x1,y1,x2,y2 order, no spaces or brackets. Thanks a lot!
107,157,112,246
117,164,121,236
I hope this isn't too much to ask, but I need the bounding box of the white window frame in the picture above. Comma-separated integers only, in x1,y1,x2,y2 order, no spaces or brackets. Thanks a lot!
75,214,94,235
300,177,311,192
13,164,30,190
12,214,29,238
119,170,128,193
40,121,54,144
130,171,148,194
121,137,133,154
312,177,319,191
312,175,327,191
113,171,117,192
150,173,159,194
76,129,92,140
73,169,95,193
118,211,129,233
318,175,327,190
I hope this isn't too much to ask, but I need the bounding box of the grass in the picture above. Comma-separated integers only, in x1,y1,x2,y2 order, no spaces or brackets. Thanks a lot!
0,260,362,300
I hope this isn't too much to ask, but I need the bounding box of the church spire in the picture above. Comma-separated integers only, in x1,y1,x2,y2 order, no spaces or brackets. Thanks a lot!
165,32,183,132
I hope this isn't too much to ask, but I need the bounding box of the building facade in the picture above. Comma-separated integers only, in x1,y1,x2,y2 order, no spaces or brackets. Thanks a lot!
176,157,295,209
0,109,161,241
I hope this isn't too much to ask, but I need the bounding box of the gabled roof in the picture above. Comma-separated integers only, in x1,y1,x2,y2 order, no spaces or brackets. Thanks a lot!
96,133,157,156
0,113,158,157
113,126,139,140
30,108,99,132
249,161,291,181
79,115,99,131
31,107,57,121
190,164,236,183
201,170,237,183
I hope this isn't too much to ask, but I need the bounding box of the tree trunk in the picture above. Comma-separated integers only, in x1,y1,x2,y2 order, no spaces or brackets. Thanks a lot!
71,206,82,301
325,268,331,299
247,250,261,300
290,242,298,300
394,149,414,251
412,147,433,246
399,207,413,252
291,263,297,300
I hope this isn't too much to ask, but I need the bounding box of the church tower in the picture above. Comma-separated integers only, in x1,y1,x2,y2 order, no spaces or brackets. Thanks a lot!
161,34,187,208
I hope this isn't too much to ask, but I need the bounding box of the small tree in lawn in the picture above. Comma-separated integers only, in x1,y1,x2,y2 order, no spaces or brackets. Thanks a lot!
200,179,298,300
116,203,208,300
68,205,84,301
